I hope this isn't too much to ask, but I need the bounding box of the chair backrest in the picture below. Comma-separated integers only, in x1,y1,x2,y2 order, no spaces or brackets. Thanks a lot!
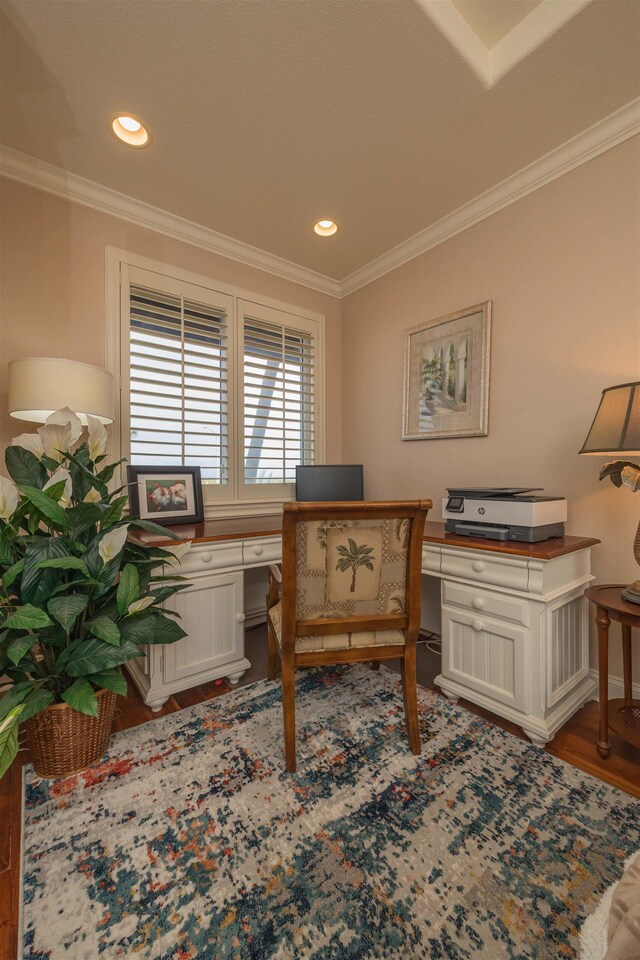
279,500,431,650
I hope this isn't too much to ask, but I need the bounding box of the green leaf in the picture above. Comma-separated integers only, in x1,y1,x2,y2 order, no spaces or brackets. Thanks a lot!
48,594,89,633
4,445,47,489
85,668,127,696
60,637,141,676
0,706,23,780
85,616,120,646
61,678,98,717
120,612,187,646
20,687,55,723
17,485,67,528
0,680,36,722
36,556,90,575
100,496,128,528
22,538,70,605
6,634,34,666
65,503,104,539
129,518,181,539
4,604,54,631
117,564,139,615
2,559,24,591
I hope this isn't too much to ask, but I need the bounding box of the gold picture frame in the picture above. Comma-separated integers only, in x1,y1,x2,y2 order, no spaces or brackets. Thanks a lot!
402,301,491,440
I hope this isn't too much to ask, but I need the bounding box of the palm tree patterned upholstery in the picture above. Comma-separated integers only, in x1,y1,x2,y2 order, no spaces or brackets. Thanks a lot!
268,517,411,653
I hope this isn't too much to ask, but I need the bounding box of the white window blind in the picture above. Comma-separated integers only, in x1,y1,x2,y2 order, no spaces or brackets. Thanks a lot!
129,283,229,483
242,316,315,486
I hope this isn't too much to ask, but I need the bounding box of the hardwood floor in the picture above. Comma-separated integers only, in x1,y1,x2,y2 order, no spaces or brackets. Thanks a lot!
1,626,639,958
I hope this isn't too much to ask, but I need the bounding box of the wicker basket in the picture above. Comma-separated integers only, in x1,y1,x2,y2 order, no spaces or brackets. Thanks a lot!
26,688,117,778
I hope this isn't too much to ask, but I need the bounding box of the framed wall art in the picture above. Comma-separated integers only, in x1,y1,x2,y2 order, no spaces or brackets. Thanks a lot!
127,465,204,526
402,301,491,440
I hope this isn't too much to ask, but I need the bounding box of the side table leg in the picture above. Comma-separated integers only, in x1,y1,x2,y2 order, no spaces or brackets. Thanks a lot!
622,623,632,701
596,605,611,759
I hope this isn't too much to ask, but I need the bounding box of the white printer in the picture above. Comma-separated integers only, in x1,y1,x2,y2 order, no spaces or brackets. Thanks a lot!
442,487,567,543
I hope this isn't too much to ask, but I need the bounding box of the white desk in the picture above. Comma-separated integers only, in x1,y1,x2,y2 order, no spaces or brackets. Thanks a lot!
129,518,599,745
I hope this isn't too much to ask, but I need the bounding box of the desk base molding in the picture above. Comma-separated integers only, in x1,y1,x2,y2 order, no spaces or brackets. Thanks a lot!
435,671,597,746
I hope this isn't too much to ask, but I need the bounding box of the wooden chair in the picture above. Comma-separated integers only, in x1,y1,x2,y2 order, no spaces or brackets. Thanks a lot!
266,500,432,772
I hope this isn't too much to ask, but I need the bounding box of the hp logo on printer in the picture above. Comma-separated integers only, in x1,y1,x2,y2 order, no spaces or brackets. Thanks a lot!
478,507,485,515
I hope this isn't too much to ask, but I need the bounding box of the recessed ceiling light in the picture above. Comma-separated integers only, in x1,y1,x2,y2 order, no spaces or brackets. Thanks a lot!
111,114,149,147
314,219,338,237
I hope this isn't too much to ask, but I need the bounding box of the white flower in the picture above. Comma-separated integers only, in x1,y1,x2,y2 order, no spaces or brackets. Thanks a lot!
127,596,155,615
98,524,129,563
621,465,640,493
0,476,19,520
86,415,108,462
37,422,72,463
163,541,192,568
83,487,102,504
11,432,44,458
43,467,73,508
46,407,83,446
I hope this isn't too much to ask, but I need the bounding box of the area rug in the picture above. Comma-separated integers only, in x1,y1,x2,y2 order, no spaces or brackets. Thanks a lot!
20,665,640,960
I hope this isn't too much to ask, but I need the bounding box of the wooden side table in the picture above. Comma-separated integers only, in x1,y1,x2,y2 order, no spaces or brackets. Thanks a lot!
585,584,640,759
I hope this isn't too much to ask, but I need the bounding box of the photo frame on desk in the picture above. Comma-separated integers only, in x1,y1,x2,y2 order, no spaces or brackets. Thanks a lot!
403,300,491,440
127,465,204,527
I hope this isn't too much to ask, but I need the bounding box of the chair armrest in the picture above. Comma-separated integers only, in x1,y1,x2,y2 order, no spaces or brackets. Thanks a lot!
269,564,282,584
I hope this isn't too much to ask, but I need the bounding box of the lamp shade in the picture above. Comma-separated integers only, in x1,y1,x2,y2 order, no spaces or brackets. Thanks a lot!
8,357,115,425
579,381,640,456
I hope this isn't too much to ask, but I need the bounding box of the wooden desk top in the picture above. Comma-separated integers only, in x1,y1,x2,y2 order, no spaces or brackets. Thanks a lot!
130,515,600,560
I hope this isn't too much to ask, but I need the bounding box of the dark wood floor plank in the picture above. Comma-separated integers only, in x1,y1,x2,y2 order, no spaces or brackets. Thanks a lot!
1,624,639,959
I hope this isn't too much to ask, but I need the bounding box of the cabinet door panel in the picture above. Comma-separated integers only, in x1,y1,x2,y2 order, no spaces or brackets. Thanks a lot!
442,605,528,712
163,572,243,683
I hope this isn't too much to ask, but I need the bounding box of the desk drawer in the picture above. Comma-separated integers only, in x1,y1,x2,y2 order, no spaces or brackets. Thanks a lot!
243,536,282,566
177,541,244,575
442,581,528,626
440,548,529,592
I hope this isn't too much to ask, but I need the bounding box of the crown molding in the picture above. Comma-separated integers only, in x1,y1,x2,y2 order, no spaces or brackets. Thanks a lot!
1,97,638,302
340,97,640,297
0,145,341,299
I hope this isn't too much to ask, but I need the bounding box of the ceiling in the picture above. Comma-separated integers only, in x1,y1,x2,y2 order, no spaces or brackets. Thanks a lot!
451,1,543,49
1,0,639,282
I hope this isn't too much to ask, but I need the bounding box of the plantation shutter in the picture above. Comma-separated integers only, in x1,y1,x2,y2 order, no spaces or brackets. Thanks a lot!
242,312,316,488
129,283,229,484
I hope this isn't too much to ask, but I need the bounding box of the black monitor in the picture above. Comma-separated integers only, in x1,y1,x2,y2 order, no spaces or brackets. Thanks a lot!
295,464,364,502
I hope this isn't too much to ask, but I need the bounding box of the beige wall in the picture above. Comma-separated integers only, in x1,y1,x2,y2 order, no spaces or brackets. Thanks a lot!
341,136,640,682
0,178,342,464
1,139,639,683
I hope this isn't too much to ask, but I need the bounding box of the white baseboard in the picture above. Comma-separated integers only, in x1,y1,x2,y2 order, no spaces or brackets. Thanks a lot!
587,668,640,702
245,604,267,630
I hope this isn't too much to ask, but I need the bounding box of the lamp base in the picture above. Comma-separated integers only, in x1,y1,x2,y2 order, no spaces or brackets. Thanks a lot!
621,582,640,605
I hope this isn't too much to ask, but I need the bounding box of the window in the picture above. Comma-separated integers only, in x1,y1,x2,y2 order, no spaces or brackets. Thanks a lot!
240,301,316,499
129,284,229,483
115,258,324,513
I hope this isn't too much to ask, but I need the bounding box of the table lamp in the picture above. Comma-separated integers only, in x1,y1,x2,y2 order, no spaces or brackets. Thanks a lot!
579,381,640,604
8,357,115,425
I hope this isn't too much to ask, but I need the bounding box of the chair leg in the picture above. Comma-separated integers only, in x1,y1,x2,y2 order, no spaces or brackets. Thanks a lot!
267,613,278,681
401,647,421,756
370,659,381,671
281,657,297,773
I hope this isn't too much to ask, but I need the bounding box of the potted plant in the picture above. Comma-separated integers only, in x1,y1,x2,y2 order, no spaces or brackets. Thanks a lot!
0,408,190,779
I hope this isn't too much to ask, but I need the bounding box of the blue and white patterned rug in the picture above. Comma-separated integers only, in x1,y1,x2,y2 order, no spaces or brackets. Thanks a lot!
21,665,640,959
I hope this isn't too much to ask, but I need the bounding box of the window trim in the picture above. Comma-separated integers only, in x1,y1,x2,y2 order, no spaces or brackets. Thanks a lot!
105,247,325,518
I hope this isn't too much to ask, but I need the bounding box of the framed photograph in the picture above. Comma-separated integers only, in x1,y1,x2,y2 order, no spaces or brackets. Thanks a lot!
127,465,204,526
402,300,491,440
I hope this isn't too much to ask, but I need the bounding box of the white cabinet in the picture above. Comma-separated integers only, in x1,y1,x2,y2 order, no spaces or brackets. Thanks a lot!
126,545,252,711
428,541,597,746
163,571,245,684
